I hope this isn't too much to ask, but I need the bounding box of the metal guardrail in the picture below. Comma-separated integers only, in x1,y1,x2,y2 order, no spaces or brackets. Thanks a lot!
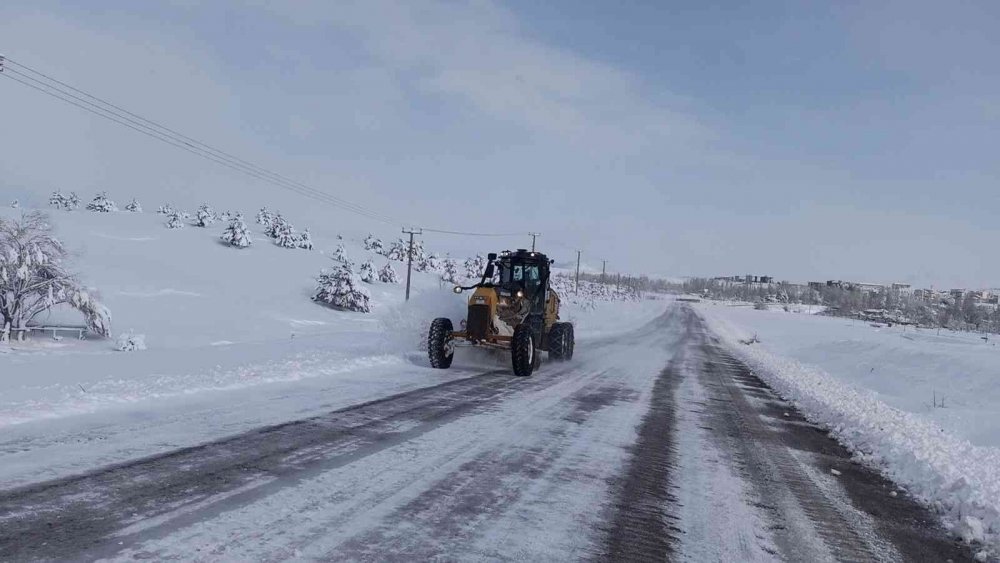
9,325,89,340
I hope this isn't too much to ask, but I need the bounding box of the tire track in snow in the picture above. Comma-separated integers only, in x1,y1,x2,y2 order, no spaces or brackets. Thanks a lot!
598,350,683,561
103,312,684,561
598,305,975,563
0,367,527,561
326,373,628,561
700,347,881,562
0,312,678,562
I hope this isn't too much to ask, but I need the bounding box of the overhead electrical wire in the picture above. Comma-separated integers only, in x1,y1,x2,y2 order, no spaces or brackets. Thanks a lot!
420,227,525,237
0,56,583,247
1,58,398,224
2,59,397,223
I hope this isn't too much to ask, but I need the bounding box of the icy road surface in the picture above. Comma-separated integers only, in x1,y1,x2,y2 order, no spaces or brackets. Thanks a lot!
0,306,975,561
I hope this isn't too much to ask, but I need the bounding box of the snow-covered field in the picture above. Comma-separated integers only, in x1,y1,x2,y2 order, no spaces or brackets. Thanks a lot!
0,206,664,487
699,302,1000,555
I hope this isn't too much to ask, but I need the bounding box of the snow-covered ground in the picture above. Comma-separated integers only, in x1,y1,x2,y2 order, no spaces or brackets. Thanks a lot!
700,303,1000,446
0,206,664,487
699,302,1000,555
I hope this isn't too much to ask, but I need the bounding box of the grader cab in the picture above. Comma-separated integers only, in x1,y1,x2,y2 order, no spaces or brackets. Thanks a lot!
427,249,574,376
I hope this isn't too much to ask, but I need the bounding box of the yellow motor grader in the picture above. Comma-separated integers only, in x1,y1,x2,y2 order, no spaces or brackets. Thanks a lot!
428,249,574,376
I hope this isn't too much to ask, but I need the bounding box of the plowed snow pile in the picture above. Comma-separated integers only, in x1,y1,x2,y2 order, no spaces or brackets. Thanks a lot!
699,303,1000,556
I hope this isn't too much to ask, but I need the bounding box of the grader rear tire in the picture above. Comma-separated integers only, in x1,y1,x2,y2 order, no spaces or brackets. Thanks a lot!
512,324,535,377
548,322,571,361
565,323,575,360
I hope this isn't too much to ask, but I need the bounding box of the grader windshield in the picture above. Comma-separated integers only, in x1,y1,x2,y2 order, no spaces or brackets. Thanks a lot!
495,251,549,299
499,262,541,291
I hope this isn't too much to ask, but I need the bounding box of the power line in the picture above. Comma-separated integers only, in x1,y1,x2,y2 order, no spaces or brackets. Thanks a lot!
5,58,397,224
420,227,525,237
1,58,397,224
2,59,395,222
1,57,590,250
1,71,395,224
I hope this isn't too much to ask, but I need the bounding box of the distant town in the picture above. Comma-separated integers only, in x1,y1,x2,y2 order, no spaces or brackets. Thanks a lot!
692,274,1000,332
711,274,1000,307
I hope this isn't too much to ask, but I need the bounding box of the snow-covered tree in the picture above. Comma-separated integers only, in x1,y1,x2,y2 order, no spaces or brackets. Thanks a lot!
220,213,253,248
125,198,142,213
10,200,18,209
50,192,80,211
411,240,426,263
296,229,313,250
363,234,384,255
115,330,147,351
273,219,298,248
195,203,216,227
440,256,460,284
378,262,399,284
86,191,118,213
0,212,112,340
463,255,487,281
422,253,442,273
359,259,377,283
157,203,175,215
255,207,273,227
312,263,371,313
332,243,350,264
166,212,184,229
266,213,287,239
386,238,408,262
69,288,112,338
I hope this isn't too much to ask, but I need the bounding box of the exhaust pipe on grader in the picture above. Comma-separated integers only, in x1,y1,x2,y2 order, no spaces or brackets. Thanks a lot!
428,249,574,377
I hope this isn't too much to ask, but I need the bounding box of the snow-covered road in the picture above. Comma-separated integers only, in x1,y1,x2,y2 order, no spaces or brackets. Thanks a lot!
0,305,977,561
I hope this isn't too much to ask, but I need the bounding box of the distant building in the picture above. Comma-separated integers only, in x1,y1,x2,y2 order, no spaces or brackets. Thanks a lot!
712,274,775,286
853,282,888,294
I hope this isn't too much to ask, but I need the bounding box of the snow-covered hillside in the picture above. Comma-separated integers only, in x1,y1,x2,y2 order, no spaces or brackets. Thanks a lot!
0,205,441,349
0,206,665,468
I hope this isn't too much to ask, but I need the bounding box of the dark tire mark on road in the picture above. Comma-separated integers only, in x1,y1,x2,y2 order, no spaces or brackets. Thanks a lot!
693,311,974,562
332,369,633,561
0,363,584,561
597,305,975,562
596,324,691,562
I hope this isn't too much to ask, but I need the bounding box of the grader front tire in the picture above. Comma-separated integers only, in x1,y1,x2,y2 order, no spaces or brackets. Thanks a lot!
512,324,535,377
428,317,454,369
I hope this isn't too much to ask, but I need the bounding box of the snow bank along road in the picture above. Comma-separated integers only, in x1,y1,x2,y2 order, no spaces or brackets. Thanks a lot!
0,305,977,561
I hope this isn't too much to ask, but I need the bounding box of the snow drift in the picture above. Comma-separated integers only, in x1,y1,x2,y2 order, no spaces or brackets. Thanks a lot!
700,305,1000,556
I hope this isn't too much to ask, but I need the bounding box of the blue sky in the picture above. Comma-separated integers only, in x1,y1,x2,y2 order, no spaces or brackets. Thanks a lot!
1,1,998,287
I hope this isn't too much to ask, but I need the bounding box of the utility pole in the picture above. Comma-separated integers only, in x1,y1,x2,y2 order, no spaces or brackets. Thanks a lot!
575,250,581,294
601,260,607,284
528,232,540,252
402,227,422,301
